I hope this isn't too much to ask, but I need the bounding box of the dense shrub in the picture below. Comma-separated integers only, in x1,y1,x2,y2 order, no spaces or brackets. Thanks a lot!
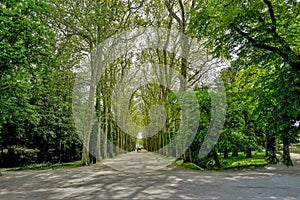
0,146,40,168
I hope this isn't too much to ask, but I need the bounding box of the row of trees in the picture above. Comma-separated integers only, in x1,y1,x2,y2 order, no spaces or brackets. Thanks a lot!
0,0,81,167
190,0,299,166
1,0,299,167
160,0,299,167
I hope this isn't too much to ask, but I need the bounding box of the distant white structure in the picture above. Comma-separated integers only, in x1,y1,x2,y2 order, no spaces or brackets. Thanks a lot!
136,132,143,150
137,132,142,139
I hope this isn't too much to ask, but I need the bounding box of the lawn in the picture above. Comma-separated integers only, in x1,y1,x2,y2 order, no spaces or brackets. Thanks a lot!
176,151,269,170
4,151,269,171
6,160,82,171
218,151,268,169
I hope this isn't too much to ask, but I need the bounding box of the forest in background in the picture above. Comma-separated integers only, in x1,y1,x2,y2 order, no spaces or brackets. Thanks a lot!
0,0,299,168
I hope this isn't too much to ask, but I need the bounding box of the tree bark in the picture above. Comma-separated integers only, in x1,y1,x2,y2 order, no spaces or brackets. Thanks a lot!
282,134,293,166
224,146,229,158
96,122,102,161
266,132,277,164
212,148,220,168
81,53,97,166
245,149,252,158
232,150,238,157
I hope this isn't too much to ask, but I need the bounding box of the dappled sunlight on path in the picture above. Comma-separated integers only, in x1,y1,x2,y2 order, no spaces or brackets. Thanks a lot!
0,152,300,199
101,151,173,173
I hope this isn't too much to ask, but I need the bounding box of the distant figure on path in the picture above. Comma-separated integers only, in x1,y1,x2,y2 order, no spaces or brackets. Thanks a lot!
136,144,143,152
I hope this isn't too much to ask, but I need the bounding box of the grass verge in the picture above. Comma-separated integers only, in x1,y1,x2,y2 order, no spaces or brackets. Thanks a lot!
5,160,82,171
175,151,268,170
175,159,204,170
217,151,269,170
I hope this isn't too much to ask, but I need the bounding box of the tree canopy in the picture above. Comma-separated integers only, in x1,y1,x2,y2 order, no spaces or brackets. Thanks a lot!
0,0,299,168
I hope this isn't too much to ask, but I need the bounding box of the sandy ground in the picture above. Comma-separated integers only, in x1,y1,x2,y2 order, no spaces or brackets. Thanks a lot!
0,152,300,200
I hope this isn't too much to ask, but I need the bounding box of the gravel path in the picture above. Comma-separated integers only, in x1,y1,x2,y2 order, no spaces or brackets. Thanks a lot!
0,152,300,199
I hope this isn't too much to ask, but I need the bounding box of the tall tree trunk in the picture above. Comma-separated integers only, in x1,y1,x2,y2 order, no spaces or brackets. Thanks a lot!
116,128,120,154
109,118,114,157
224,146,229,159
96,122,102,161
266,132,277,164
103,105,108,158
232,150,238,157
82,52,97,166
183,149,191,163
282,133,293,166
120,131,124,153
212,148,220,168
245,149,252,158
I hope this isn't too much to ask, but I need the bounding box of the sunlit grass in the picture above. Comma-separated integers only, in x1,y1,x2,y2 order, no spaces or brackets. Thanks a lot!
217,151,268,169
6,151,270,171
182,162,204,170
175,151,268,170
175,159,203,170
7,160,82,171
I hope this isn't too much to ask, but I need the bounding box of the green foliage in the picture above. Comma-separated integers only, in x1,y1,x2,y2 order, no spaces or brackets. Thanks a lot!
0,0,55,134
1,0,298,168
190,0,299,70
0,0,81,167
0,0,53,150
190,0,299,166
1,146,40,167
